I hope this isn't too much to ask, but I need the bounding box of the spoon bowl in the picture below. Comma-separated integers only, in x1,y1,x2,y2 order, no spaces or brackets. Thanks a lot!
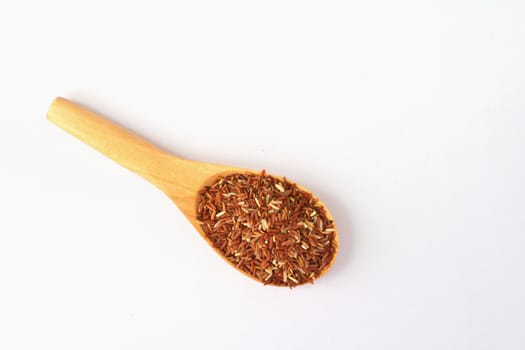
47,97,338,286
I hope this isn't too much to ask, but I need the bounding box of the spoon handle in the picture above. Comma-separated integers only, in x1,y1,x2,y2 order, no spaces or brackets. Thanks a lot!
47,97,180,192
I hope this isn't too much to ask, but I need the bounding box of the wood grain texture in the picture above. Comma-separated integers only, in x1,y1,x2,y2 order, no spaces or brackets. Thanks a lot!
47,97,338,285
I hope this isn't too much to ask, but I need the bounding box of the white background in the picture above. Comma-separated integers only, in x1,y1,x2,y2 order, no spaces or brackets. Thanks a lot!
1,1,524,349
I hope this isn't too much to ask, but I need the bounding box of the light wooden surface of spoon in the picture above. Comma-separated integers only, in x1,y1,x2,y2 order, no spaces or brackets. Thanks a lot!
47,97,338,285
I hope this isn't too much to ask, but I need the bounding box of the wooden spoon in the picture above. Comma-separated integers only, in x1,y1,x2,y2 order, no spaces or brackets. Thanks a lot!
47,97,338,285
